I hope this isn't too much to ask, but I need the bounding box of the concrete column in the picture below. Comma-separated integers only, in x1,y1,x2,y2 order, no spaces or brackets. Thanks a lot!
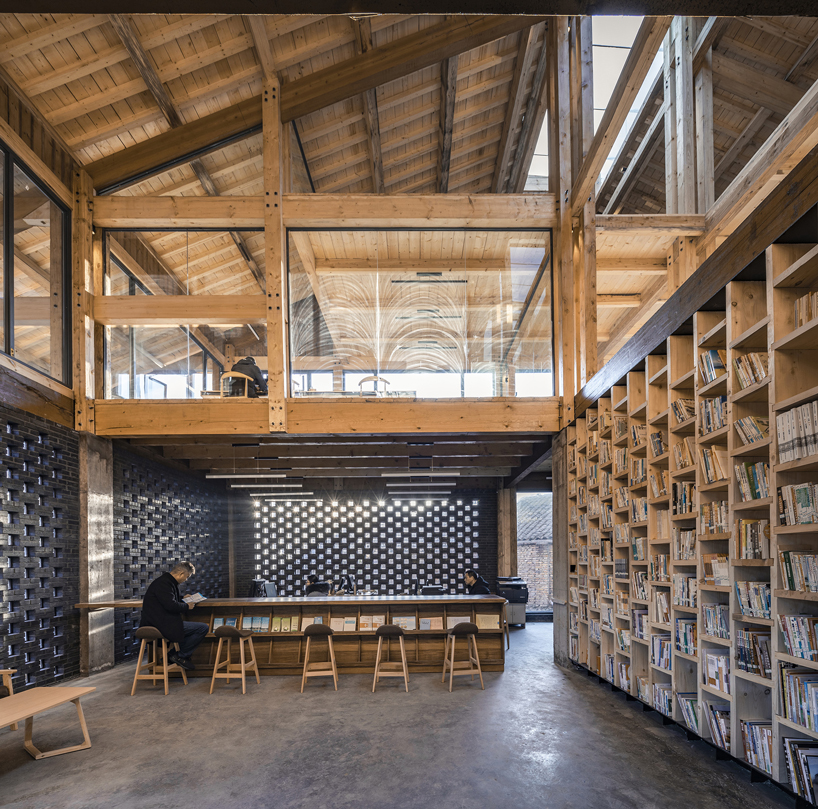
79,433,115,676
551,430,569,667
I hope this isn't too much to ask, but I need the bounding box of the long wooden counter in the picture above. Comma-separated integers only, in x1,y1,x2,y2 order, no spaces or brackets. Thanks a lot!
75,595,507,675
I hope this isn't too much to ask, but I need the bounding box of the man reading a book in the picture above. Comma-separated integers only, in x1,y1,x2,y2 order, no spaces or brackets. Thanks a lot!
463,569,491,595
139,561,208,671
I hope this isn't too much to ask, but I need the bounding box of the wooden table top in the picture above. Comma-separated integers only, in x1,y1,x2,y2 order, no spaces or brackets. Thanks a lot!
75,595,507,609
0,687,96,727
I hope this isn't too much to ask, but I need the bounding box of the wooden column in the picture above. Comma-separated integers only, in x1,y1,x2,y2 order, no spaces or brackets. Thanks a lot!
497,487,518,578
93,231,107,401
551,429,569,667
263,77,287,432
50,200,64,381
674,17,696,214
694,47,715,213
580,201,597,384
72,170,95,432
663,30,678,214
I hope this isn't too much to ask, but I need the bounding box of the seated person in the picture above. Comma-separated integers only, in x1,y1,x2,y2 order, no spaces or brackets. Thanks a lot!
463,568,491,595
139,561,207,671
304,574,330,597
230,356,268,398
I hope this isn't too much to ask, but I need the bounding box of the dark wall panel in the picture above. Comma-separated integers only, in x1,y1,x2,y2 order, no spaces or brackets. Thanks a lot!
0,403,80,689
235,490,498,597
112,447,229,663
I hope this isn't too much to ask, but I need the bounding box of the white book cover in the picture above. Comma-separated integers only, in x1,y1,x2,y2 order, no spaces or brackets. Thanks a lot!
329,617,345,632
242,616,253,630
343,616,357,631
359,615,373,631
446,615,470,630
301,616,315,631
372,615,386,629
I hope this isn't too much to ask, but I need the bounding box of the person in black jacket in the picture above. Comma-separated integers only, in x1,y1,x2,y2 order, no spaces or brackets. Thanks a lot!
463,568,491,595
304,573,330,597
139,561,207,671
230,357,268,398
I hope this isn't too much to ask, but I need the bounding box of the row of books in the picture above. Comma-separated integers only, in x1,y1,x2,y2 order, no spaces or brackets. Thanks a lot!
700,500,729,534
614,523,628,544
780,615,818,661
631,423,647,447
702,603,730,639
704,650,730,694
780,662,818,732
735,580,771,618
632,537,646,562
699,395,727,435
734,461,770,502
674,436,695,469
702,553,729,585
656,509,669,538
734,415,769,446
653,682,673,716
650,430,665,457
651,633,672,670
650,554,669,582
671,397,695,424
614,415,628,439
614,558,628,577
699,445,728,484
631,497,648,523
632,571,648,600
614,486,629,508
779,550,818,592
673,527,696,560
213,614,498,633
740,721,773,776
677,694,699,733
649,470,668,498
600,439,612,465
735,518,770,560
779,482,818,525
615,591,629,615
652,591,670,623
736,629,772,679
794,289,818,329
783,736,818,802
776,400,818,463
675,618,697,655
672,574,697,608
618,662,630,692
706,702,731,750
733,352,768,390
630,458,647,486
632,609,648,640
672,482,695,515
616,628,630,652
699,349,727,385
614,448,628,475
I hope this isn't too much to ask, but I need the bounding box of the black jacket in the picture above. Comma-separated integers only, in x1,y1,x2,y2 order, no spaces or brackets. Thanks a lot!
468,576,491,595
305,582,330,597
139,572,190,643
231,358,267,397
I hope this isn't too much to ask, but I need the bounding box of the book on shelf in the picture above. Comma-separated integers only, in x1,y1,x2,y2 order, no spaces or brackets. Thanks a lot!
224,617,238,628
706,702,731,750
778,483,818,525
673,527,696,560
630,423,647,447
344,616,357,632
783,736,818,803
671,398,695,424
632,610,649,640
735,580,771,618
698,349,727,385
419,618,432,631
242,616,253,630
617,662,630,692
699,445,728,483
740,721,773,776
671,481,694,515
649,431,665,457
736,629,772,678
301,616,315,630
330,617,345,632
779,551,818,592
614,415,628,439
649,470,669,498
653,682,673,715
699,396,727,435
677,694,699,733
650,633,672,670
777,401,818,463
794,290,818,329
372,615,386,629
700,500,729,534
429,616,444,631
652,591,670,623
734,416,769,446
476,614,500,630
359,615,373,631
675,618,697,655
733,352,769,389
704,649,730,694
636,676,649,702
673,436,695,469
734,461,770,501
212,617,224,629
779,615,818,660
701,603,729,639
701,553,729,585
779,662,818,732
649,554,669,582
630,496,648,523
672,574,697,608
735,519,770,559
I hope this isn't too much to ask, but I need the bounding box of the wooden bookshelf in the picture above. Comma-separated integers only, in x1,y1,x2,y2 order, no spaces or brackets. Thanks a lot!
563,209,818,790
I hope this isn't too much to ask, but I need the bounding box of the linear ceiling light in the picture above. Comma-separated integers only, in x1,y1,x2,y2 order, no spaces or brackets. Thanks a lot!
206,473,288,479
385,482,454,487
380,471,460,477
230,483,303,488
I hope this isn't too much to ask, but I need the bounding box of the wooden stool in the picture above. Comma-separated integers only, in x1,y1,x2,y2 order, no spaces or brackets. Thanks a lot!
1,669,18,730
372,624,410,693
301,624,338,692
130,627,188,696
441,622,484,691
210,625,260,694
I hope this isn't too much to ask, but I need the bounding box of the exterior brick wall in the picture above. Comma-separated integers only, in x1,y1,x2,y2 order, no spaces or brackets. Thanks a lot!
517,541,553,611
0,402,80,689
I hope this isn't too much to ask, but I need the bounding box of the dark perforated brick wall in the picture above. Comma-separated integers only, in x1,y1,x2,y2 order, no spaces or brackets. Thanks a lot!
234,490,498,597
113,448,229,662
0,404,80,689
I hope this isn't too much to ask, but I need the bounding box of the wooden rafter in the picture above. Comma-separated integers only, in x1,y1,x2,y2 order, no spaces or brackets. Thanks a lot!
352,18,385,194
437,55,458,194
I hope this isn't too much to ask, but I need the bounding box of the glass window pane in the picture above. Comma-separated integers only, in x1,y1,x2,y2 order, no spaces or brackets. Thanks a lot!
13,166,64,380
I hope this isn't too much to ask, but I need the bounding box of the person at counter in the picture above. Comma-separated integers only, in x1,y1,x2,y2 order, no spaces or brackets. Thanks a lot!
463,569,491,595
304,574,331,597
139,561,207,671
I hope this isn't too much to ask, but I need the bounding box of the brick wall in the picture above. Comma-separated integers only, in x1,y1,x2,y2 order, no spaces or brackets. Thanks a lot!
0,402,80,688
518,541,553,611
235,490,498,596
112,447,229,662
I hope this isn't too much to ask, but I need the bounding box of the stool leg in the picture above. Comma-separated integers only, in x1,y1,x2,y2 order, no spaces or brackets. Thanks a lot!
239,638,247,695
441,635,449,683
162,640,170,696
399,635,409,693
226,639,232,684
301,637,311,693
131,639,147,696
328,637,338,691
449,636,456,692
210,638,223,694
248,637,260,684
472,636,484,690
151,640,158,686
372,636,383,692
174,643,188,686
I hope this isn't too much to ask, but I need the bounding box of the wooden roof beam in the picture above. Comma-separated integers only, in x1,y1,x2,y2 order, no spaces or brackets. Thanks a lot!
438,54,458,194
571,16,671,215
351,18,385,194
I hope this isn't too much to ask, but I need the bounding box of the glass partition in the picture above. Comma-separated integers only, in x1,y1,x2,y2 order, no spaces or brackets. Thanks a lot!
287,229,553,398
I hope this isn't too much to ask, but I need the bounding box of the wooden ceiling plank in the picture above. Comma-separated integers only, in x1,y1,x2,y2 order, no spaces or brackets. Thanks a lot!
0,14,101,64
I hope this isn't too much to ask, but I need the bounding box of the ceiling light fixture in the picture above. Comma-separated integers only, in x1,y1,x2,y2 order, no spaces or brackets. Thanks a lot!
381,471,460,477
206,473,288,479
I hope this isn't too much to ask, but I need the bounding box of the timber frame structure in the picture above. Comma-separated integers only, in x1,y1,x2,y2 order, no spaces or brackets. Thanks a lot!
0,12,817,557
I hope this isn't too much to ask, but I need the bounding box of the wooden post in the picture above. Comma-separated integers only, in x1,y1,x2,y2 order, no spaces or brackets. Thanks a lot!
50,200,64,381
674,17,696,214
663,30,678,215
93,231,107,401
263,77,287,433
497,487,518,578
581,200,597,383
694,47,715,213
72,170,94,432
551,429,569,667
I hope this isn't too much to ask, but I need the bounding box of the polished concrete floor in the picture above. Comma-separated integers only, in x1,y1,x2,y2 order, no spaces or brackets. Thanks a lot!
0,624,793,809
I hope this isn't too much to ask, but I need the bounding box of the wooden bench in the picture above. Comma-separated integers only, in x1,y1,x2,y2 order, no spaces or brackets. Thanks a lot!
0,686,96,759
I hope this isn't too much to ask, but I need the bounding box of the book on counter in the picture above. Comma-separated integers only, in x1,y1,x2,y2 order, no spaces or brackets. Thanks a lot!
242,616,253,630
419,618,431,631
359,615,373,631
392,615,416,631
271,616,281,632
476,614,499,630
330,617,345,632
280,617,290,632
372,615,385,629
344,616,357,632
446,615,470,629
224,617,238,627
430,617,443,630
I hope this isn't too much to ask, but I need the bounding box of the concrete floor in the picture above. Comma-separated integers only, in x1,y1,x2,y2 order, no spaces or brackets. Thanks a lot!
0,624,793,809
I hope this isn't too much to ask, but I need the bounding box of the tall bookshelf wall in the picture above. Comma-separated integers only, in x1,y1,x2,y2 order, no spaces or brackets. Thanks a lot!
566,207,818,797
